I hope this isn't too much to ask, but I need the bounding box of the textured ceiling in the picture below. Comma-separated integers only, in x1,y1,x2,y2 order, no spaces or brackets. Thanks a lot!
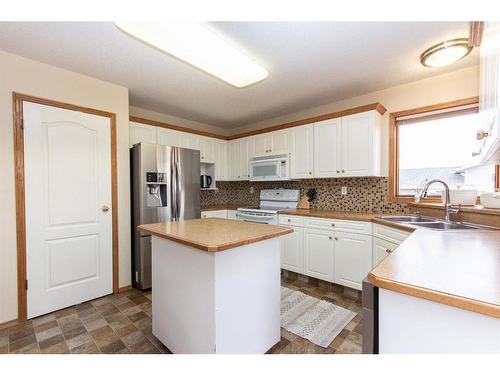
0,22,478,128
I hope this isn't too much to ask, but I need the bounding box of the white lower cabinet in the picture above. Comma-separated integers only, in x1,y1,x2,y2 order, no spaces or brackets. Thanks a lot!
281,226,304,273
334,232,372,290
372,237,398,266
279,215,405,290
303,228,335,282
201,210,227,219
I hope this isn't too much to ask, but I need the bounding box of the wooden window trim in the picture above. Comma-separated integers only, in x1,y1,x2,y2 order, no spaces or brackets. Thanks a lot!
388,96,492,203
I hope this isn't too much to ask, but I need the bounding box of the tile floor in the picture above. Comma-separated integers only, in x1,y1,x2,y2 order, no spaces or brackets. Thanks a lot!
0,272,362,354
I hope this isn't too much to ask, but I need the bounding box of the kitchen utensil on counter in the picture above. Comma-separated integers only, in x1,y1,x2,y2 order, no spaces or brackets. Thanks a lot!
306,188,317,202
479,192,500,208
441,186,477,206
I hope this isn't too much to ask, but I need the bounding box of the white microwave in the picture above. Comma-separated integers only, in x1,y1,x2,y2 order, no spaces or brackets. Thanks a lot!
250,155,289,181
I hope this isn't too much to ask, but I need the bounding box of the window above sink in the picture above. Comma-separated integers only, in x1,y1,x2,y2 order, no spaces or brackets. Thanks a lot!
389,97,500,202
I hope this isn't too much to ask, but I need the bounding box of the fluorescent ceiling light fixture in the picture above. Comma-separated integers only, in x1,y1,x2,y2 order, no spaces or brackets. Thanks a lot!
115,22,268,88
420,38,473,68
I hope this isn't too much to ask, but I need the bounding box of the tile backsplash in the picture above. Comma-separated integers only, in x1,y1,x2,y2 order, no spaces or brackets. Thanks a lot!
201,177,409,214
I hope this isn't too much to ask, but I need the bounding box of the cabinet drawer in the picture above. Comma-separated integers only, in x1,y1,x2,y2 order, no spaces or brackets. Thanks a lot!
304,217,336,231
279,214,305,227
332,220,372,235
304,217,371,234
373,224,410,244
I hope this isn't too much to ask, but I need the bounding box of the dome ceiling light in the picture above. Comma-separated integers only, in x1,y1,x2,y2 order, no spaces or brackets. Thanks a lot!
420,38,473,68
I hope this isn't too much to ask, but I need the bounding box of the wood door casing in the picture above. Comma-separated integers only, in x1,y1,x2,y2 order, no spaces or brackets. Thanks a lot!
13,92,119,322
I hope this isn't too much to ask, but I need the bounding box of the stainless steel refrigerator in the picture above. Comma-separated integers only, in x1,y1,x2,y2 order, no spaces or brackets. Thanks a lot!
131,143,201,289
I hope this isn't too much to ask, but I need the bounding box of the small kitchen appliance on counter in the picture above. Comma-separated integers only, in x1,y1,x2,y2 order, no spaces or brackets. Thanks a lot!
200,174,213,188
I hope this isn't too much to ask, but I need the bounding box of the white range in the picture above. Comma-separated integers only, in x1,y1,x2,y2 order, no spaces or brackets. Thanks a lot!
237,189,300,224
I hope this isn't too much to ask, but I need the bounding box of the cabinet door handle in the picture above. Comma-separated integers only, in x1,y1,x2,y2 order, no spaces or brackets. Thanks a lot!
287,219,291,222
334,237,338,240
309,171,312,175
329,236,333,240
331,223,335,227
341,169,345,173
385,249,392,253
336,170,340,173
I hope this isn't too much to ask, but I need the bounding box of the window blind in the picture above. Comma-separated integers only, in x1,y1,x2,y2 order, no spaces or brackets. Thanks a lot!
396,103,479,126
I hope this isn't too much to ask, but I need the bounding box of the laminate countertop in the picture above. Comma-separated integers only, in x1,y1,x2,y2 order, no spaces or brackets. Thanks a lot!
138,218,292,253
277,208,500,318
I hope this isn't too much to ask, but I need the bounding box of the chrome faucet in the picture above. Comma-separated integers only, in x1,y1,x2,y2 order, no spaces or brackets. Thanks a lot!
420,179,460,222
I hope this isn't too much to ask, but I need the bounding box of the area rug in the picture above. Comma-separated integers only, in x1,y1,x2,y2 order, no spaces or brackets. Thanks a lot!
281,287,356,348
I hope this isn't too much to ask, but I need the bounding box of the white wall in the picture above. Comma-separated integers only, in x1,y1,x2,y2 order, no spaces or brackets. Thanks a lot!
0,51,131,324
129,105,230,136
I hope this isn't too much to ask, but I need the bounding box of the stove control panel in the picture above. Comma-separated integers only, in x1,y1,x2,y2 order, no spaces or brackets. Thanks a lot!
259,189,300,202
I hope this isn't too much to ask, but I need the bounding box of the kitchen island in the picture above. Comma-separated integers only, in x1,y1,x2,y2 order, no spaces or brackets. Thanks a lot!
138,218,292,354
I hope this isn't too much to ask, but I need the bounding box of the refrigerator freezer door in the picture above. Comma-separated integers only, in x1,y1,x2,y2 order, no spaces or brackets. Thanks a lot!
134,235,152,289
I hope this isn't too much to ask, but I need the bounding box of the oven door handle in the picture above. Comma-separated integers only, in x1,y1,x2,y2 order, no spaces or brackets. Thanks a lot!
236,212,276,222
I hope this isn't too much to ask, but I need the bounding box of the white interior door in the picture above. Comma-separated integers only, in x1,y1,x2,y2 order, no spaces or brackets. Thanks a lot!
24,102,113,319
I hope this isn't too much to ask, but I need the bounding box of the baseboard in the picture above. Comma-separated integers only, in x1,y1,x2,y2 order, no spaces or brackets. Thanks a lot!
117,285,133,293
0,318,19,330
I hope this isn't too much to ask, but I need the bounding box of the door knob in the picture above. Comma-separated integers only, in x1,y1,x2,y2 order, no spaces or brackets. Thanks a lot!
102,205,110,212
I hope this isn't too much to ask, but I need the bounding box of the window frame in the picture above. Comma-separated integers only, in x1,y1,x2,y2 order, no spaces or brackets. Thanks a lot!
388,96,499,202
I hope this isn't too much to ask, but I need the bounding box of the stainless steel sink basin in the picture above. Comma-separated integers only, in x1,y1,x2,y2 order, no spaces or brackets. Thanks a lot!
379,215,437,223
410,222,489,230
379,215,497,231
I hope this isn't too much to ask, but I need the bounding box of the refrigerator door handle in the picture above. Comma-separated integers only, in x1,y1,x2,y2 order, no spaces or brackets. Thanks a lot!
171,150,178,221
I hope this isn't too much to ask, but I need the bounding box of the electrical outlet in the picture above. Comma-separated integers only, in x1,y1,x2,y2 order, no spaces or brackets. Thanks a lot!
250,186,254,194
341,186,348,196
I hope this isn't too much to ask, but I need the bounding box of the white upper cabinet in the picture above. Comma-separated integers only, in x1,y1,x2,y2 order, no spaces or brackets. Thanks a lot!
156,127,184,147
270,129,291,155
200,136,216,163
314,118,342,177
228,138,251,181
129,121,157,147
313,111,383,178
228,140,241,180
214,140,228,181
475,22,500,163
251,129,290,157
240,137,251,180
251,134,268,157
183,133,201,151
341,111,380,176
291,125,314,178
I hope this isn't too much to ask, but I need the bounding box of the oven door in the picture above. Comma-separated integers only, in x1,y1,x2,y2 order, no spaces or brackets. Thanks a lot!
236,211,278,224
250,157,288,181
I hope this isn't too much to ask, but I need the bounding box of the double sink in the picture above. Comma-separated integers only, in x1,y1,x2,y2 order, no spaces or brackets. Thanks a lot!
379,215,496,231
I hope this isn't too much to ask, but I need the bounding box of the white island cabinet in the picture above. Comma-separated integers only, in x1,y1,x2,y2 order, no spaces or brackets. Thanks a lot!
139,218,292,354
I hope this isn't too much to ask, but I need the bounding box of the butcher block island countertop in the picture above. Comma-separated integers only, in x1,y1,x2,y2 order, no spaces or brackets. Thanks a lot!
138,218,292,252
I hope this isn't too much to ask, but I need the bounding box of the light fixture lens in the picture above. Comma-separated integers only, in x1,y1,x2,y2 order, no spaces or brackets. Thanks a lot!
115,22,268,88
420,38,472,68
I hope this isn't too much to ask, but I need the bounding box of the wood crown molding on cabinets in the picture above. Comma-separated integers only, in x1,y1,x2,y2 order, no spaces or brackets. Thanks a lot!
13,92,120,321
130,116,227,140
129,102,387,141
